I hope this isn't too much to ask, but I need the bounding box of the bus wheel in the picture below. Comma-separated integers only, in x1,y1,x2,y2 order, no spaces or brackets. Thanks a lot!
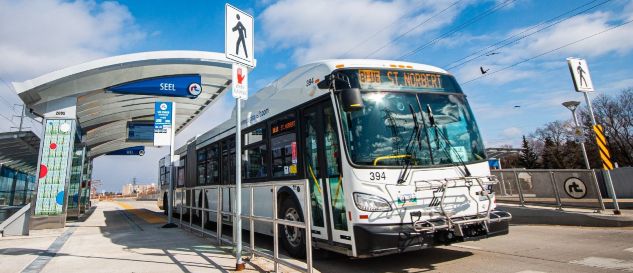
279,198,306,258
163,194,168,215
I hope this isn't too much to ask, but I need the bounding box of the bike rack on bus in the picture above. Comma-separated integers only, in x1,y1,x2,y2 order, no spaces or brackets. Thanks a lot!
412,176,512,235
175,181,313,273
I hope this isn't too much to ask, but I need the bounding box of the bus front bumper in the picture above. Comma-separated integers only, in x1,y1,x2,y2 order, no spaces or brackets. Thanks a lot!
352,210,511,257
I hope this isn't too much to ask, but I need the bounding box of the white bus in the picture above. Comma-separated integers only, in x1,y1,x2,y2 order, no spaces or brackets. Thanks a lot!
158,59,511,258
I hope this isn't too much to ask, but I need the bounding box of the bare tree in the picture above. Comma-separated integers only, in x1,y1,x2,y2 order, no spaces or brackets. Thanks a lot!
580,88,633,167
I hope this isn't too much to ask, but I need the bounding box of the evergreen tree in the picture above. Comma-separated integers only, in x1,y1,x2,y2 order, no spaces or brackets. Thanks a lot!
541,137,562,169
518,135,539,168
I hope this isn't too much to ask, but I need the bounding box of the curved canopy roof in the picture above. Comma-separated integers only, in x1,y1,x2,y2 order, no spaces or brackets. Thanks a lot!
0,131,40,174
12,51,233,158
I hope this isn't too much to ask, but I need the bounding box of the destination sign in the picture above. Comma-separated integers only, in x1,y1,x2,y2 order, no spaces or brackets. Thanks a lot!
351,69,460,92
271,119,296,135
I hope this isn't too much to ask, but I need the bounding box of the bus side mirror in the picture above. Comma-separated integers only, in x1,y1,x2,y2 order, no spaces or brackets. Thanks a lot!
341,88,363,112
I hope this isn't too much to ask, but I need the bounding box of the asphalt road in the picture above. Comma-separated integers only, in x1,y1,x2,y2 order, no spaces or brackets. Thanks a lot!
311,225,633,273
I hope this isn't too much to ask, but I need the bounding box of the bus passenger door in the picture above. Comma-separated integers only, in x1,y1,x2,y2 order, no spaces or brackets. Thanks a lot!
302,101,351,245
303,105,328,241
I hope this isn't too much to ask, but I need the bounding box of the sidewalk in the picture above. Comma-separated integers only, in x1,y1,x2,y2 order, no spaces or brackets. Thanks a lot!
498,203,633,227
0,200,276,273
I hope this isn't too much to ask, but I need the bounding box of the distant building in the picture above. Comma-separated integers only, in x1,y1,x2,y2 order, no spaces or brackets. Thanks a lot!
121,183,157,196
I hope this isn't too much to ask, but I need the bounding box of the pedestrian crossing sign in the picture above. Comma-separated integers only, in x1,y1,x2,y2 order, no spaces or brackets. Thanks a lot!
225,4,255,68
567,57,594,92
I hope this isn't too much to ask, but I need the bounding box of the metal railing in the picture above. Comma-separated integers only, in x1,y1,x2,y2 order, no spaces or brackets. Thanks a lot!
491,169,605,211
174,180,313,273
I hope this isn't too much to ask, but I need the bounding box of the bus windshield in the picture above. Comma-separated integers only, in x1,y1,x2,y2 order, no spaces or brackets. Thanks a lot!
338,91,486,167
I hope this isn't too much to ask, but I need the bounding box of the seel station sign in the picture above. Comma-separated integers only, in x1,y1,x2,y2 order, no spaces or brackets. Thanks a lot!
108,74,202,98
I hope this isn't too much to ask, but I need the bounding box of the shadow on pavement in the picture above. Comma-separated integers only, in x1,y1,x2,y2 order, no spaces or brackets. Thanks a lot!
97,205,474,273
312,247,473,273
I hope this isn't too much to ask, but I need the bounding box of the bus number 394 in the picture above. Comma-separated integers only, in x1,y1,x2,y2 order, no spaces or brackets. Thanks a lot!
369,171,386,181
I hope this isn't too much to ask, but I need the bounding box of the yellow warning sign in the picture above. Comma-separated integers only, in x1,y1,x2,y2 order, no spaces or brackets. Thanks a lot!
593,124,613,170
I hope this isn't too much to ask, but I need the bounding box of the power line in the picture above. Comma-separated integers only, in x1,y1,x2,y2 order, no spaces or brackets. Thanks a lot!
365,0,463,58
0,112,15,124
460,18,633,85
340,1,431,58
444,0,612,70
397,0,516,60
0,77,18,110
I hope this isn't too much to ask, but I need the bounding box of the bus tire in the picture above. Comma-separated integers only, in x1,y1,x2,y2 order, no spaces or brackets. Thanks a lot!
279,198,306,259
163,193,168,215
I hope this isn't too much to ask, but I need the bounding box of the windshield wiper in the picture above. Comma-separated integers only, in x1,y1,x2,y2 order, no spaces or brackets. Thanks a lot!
396,104,422,184
426,104,472,177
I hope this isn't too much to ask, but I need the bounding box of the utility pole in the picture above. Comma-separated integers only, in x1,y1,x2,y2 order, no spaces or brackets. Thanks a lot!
11,104,30,132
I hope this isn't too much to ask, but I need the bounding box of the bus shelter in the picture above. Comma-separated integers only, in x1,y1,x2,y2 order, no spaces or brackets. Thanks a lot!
12,51,233,229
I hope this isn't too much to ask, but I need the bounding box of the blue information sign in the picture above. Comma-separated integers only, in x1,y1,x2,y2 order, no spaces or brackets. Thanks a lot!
488,159,501,169
154,102,173,146
108,75,202,98
106,146,145,156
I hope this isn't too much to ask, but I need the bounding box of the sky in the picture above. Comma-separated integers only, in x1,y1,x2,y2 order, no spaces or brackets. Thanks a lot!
1,0,632,192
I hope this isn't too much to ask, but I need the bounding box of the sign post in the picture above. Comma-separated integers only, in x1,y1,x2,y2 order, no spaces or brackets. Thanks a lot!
226,4,254,271
566,57,620,214
155,101,179,227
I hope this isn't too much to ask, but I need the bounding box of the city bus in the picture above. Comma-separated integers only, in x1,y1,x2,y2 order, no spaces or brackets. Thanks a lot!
158,59,511,258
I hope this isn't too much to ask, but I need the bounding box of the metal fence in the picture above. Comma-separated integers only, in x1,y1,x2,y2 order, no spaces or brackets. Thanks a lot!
491,169,605,211
175,181,313,273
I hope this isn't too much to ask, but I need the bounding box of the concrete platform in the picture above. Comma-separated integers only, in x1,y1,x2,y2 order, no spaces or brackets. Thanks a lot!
498,203,633,227
0,200,275,273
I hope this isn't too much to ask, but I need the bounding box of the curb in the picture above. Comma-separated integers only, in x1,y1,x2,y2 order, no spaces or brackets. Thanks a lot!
498,205,633,227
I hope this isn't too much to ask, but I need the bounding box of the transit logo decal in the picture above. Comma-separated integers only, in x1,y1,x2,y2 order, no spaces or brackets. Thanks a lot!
188,83,202,96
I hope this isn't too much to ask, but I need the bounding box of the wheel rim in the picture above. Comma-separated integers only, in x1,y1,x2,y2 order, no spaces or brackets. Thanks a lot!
284,207,302,248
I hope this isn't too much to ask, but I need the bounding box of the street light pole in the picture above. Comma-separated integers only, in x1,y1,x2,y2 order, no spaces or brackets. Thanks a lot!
562,101,590,169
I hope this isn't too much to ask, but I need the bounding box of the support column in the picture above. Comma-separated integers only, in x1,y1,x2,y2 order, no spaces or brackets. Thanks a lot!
80,157,93,213
30,97,78,230
67,145,85,219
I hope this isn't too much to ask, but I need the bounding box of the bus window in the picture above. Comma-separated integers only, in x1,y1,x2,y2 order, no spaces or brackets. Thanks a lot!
243,126,268,180
177,167,185,187
270,113,298,178
197,149,206,185
206,144,220,185
221,138,236,185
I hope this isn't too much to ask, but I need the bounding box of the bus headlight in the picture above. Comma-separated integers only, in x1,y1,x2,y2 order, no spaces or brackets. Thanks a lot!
353,193,392,212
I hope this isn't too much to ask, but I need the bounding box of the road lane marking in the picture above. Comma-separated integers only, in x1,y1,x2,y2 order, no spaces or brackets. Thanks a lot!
570,257,633,272
625,247,633,253
113,201,166,224
516,271,547,273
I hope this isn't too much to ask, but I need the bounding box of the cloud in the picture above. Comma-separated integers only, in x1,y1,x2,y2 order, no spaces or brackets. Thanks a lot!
456,9,633,85
274,62,287,70
259,0,468,64
0,0,145,81
502,127,522,138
